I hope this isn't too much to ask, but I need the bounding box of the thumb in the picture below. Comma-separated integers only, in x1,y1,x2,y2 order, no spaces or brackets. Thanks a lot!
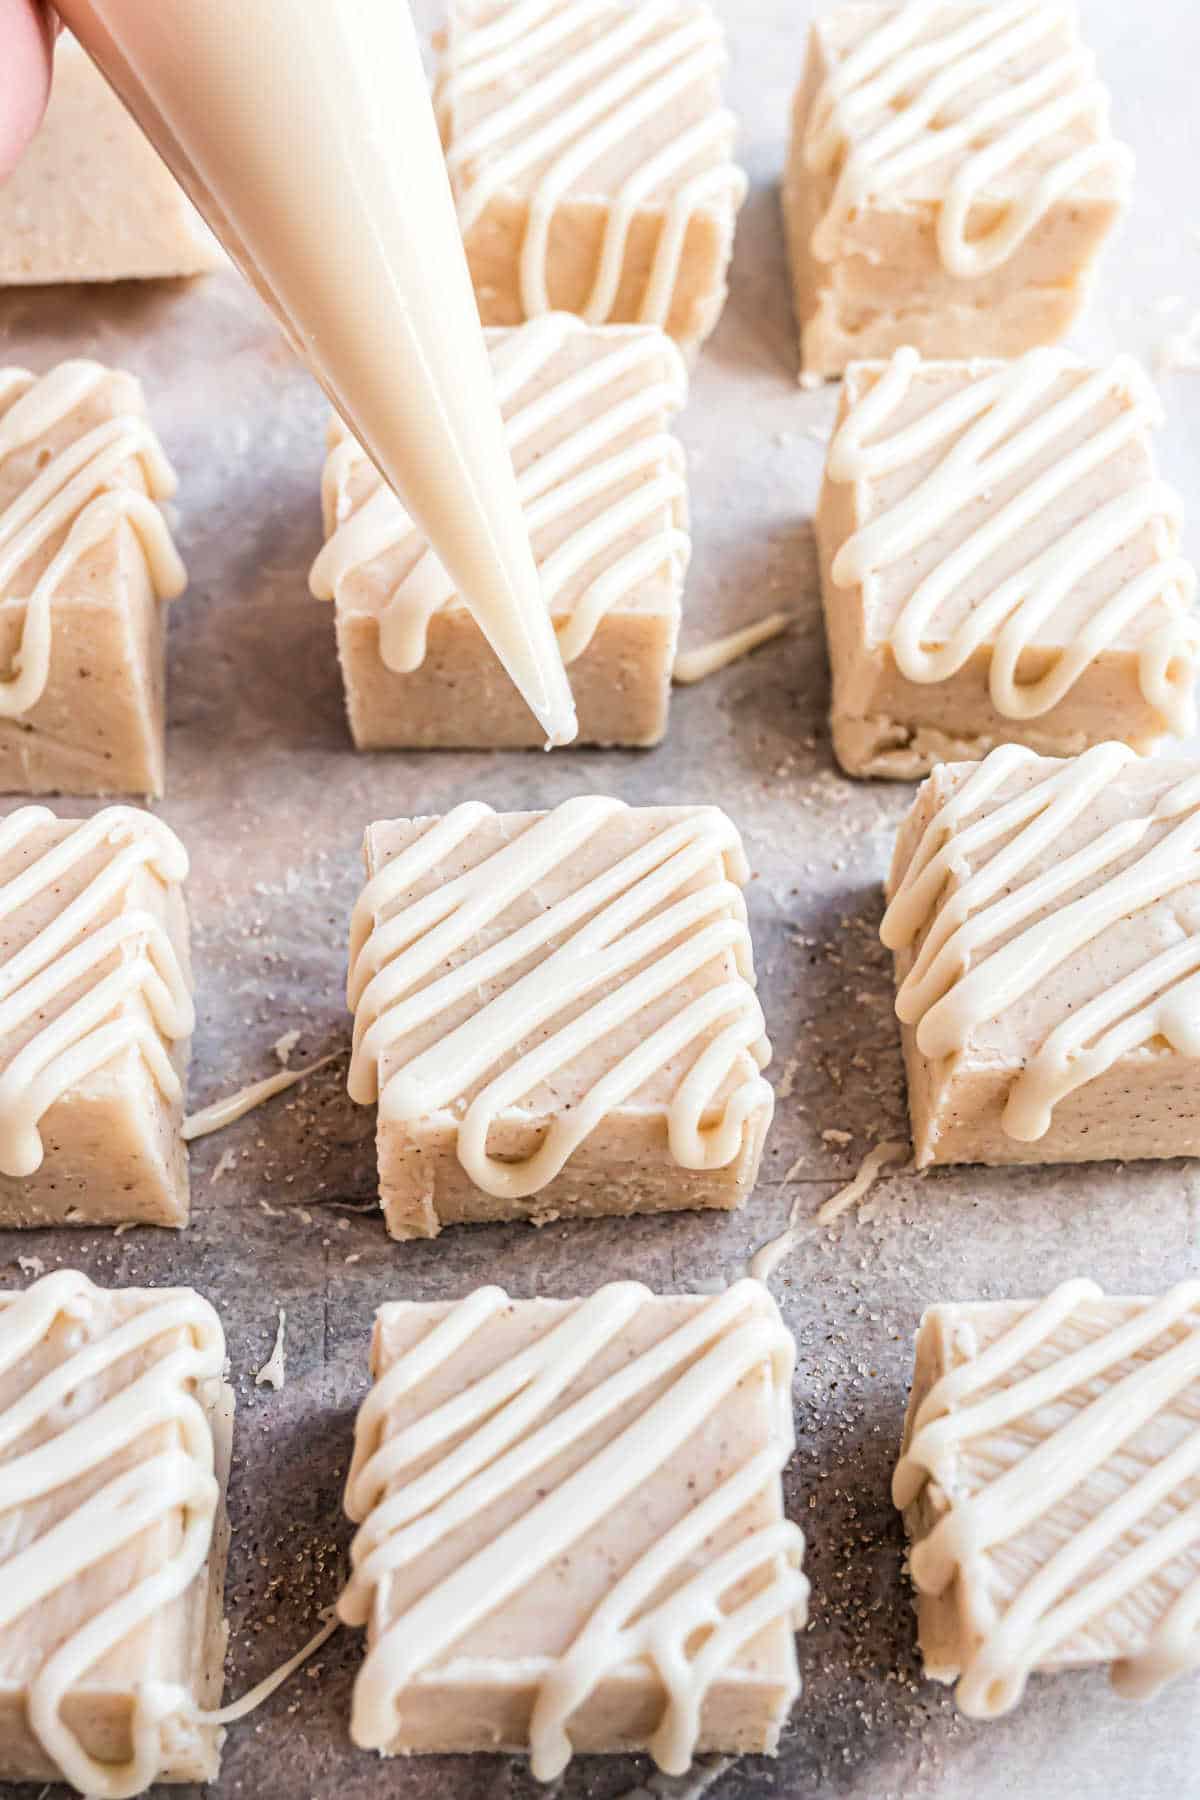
0,0,55,181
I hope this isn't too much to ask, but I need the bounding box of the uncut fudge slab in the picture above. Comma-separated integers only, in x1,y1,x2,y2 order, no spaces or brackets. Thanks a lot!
784,1,1132,378
0,38,222,286
0,359,188,796
339,1279,807,1774
0,1270,233,1792
895,1279,1200,1717
435,0,746,357
347,798,774,1239
883,742,1200,1169
815,349,1197,779
310,314,688,749
0,805,193,1227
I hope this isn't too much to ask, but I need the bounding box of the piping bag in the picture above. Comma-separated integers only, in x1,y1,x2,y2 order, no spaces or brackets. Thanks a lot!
52,0,579,746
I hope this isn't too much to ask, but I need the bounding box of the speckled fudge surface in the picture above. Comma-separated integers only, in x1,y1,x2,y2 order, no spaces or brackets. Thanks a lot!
0,3,1196,1799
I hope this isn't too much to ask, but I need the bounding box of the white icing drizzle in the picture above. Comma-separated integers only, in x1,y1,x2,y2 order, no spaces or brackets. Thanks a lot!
0,362,185,717
436,0,746,331
749,1140,909,1281
672,611,792,685
339,1279,807,1778
0,1270,225,1798
0,806,193,1178
347,798,773,1200
182,1051,341,1141
805,0,1133,279
826,346,1198,735
311,312,689,673
882,741,1200,1142
894,1279,1200,1715
255,1309,287,1391
196,1610,341,1727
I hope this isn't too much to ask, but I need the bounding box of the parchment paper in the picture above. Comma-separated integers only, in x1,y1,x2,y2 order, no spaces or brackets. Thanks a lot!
2,2,1198,1796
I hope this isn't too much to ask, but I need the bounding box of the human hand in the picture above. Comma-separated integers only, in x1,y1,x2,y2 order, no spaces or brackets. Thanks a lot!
0,0,54,179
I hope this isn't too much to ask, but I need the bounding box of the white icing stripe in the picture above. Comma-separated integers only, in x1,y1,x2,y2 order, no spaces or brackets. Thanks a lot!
438,0,745,328
311,314,688,672
827,347,1198,734
805,0,1132,279
894,1280,1200,1716
0,363,186,718
882,743,1200,1139
0,807,193,1178
340,1280,807,1779
347,798,772,1199
0,1270,225,1798
673,610,792,685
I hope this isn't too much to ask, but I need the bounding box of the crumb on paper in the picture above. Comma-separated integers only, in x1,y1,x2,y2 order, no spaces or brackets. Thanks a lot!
776,1056,799,1100
274,1028,301,1067
822,1127,853,1147
16,1254,44,1279
255,1309,287,1391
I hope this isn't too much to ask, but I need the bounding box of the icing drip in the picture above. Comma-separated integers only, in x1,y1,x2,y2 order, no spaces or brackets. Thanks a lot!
672,611,792,685
0,362,186,717
749,1139,910,1280
882,742,1200,1142
182,1051,341,1141
0,1270,225,1797
805,0,1133,279
339,1280,807,1779
311,313,689,673
347,798,773,1199
827,347,1197,734
437,0,746,329
196,1610,340,1727
894,1280,1200,1716
0,806,193,1178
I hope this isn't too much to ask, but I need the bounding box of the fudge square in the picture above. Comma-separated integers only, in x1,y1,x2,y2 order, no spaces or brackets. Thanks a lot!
0,805,194,1228
816,348,1197,779
882,742,1200,1170
435,0,746,357
894,1278,1200,1717
0,1269,232,1791
339,1279,807,1773
0,38,222,286
784,1,1132,377
0,359,188,796
347,797,775,1238
310,315,688,750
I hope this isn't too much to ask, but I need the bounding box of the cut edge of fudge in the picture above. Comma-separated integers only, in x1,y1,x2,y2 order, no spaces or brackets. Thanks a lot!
894,1278,1200,1717
0,1270,233,1789
0,359,188,797
0,39,224,287
338,1278,807,1775
310,315,690,750
435,0,747,352
0,804,195,1226
814,348,1198,779
882,742,1200,1168
346,798,775,1237
786,5,1133,375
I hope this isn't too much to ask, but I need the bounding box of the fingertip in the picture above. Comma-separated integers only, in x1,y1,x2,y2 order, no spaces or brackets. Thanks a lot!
0,0,54,181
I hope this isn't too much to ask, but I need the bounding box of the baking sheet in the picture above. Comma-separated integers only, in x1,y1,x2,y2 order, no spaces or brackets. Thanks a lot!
3,1,1199,1795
